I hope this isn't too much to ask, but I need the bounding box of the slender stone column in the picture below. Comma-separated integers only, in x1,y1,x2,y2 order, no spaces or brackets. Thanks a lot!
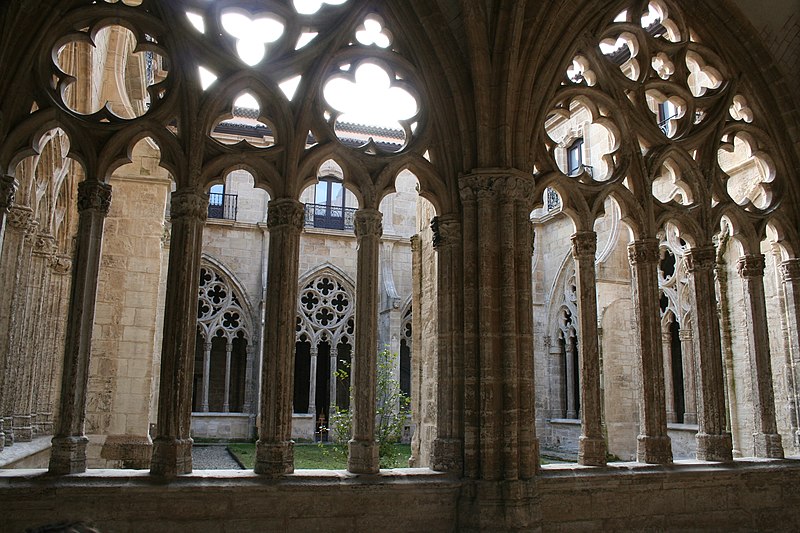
223,339,232,413
348,208,382,474
571,231,607,466
41,255,72,436
201,341,211,412
779,259,800,450
662,321,677,423
255,198,303,476
150,189,208,476
49,180,112,474
565,334,577,419
628,239,673,464
329,346,338,415
308,344,318,416
738,254,784,458
679,328,698,425
431,214,463,472
685,246,732,461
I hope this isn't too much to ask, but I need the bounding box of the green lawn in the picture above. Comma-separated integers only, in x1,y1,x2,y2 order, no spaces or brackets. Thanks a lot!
228,442,413,470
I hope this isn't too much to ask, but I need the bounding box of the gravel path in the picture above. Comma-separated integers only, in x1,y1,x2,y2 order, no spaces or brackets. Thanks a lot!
192,445,243,469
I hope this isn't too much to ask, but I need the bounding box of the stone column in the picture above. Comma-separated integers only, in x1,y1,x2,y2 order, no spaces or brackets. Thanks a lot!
348,208,382,474
40,255,72,436
738,254,784,458
49,181,112,474
685,246,732,461
201,341,211,412
329,346,339,415
628,239,673,464
255,198,303,476
571,230,607,466
679,328,698,425
150,189,207,476
431,214,463,472
662,321,677,423
779,259,800,450
0,176,17,450
308,343,318,417
223,339,233,413
564,334,577,419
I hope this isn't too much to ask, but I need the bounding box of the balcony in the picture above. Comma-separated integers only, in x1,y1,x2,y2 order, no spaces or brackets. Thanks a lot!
304,203,356,231
208,193,238,221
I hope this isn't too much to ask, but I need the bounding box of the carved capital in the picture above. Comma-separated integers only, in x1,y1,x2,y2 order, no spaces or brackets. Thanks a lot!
737,254,765,279
32,232,57,256
354,208,382,238
627,239,659,265
571,231,597,260
77,181,112,215
431,214,460,250
780,259,800,283
266,198,304,230
50,254,72,274
0,175,17,211
410,234,420,252
7,205,34,231
458,170,535,207
170,190,208,221
685,245,716,273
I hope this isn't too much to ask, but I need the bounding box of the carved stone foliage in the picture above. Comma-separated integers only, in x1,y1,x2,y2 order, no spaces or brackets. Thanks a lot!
267,199,304,230
77,182,112,215
197,264,250,342
170,190,207,221
0,175,16,211
296,270,355,347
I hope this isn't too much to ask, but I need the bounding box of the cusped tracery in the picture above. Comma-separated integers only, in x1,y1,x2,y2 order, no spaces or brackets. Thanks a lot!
296,271,355,346
197,265,250,341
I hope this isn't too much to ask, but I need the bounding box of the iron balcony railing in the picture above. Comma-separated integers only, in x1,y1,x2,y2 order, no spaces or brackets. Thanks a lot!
208,193,238,221
304,203,356,231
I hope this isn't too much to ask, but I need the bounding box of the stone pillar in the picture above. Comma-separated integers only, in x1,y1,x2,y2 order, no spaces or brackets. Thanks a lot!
662,321,677,423
150,189,207,476
255,198,303,476
431,214,463,472
201,341,211,412
0,176,17,450
779,259,800,450
679,328,698,425
49,181,112,474
685,246,732,461
223,339,233,413
571,231,606,466
738,254,784,458
308,343,318,417
348,208,382,474
627,239,673,464
40,255,72,437
564,334,577,419
329,346,338,416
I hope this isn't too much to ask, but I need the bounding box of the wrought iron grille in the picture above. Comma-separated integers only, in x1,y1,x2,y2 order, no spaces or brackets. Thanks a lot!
208,193,238,220
304,203,356,231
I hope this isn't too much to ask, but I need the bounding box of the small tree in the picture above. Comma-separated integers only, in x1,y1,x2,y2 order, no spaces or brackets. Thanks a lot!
327,348,410,467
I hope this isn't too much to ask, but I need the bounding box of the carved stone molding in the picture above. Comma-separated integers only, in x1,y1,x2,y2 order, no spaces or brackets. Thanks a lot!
737,254,765,278
33,232,57,256
458,171,536,207
571,231,597,259
77,181,112,215
685,246,716,272
354,208,382,238
266,198,304,230
7,205,34,230
780,259,800,282
50,254,72,274
627,239,659,265
170,189,207,221
431,214,460,250
0,175,17,211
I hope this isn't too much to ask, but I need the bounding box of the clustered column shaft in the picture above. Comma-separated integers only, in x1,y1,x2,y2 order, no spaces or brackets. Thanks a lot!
49,180,112,474
348,208,382,474
780,259,800,450
685,245,732,461
571,231,606,466
150,189,208,476
255,198,304,476
627,239,672,464
738,254,784,458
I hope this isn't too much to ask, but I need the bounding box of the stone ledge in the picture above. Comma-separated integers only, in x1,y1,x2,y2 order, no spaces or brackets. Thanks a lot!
0,436,51,468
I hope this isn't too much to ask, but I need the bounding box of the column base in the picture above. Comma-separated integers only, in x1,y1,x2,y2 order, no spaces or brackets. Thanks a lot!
578,435,607,466
13,415,33,442
431,437,463,473
3,417,13,446
150,437,193,476
794,430,800,452
753,432,784,459
102,435,153,469
696,432,733,462
49,435,89,474
636,434,673,464
683,412,697,425
254,440,294,476
0,418,4,451
348,439,379,474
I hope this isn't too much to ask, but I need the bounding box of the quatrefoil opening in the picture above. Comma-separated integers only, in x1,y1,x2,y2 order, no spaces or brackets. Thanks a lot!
718,132,775,210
